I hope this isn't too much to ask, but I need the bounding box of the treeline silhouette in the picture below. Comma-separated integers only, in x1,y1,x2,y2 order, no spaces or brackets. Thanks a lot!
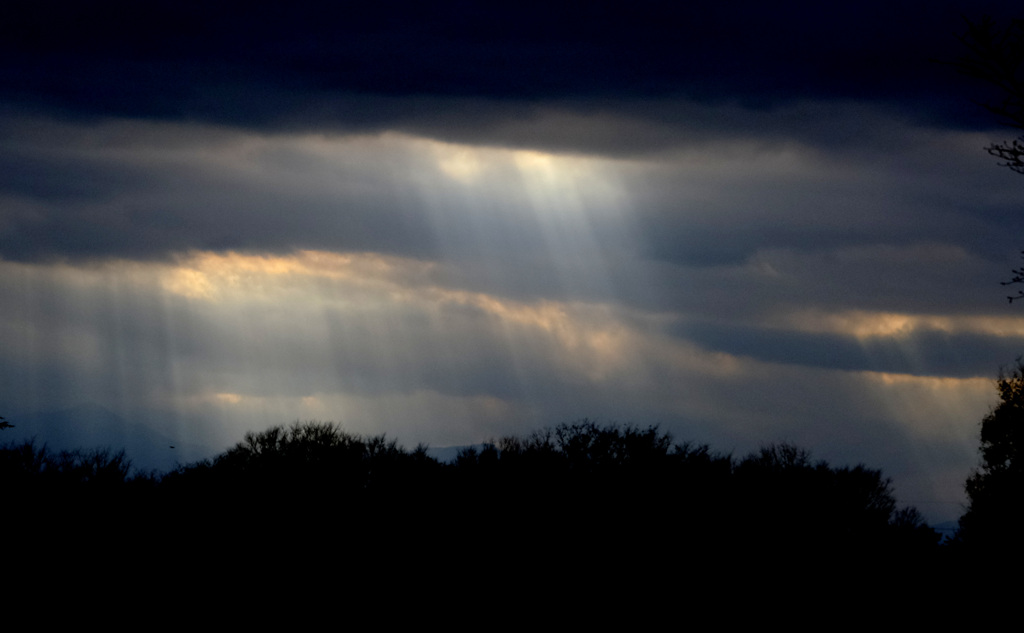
4,419,942,575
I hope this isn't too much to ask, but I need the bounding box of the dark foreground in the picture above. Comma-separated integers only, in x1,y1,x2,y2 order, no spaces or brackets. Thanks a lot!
3,420,1004,602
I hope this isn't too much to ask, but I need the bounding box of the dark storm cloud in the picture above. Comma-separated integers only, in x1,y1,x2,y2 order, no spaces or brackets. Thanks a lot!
4,0,1024,267
0,145,148,201
1,1,1018,134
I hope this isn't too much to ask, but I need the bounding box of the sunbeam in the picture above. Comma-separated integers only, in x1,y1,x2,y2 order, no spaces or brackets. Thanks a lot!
3,100,1024,526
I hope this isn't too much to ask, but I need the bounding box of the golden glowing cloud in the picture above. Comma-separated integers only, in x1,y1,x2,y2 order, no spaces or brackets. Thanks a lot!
780,309,1024,340
154,249,652,384
435,146,486,184
160,250,434,301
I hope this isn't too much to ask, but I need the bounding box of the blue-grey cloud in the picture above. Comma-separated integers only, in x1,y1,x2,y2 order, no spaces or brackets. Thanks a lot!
679,320,1024,377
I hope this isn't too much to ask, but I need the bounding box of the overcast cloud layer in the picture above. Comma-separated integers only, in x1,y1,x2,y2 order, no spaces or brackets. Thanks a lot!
3,1,1024,522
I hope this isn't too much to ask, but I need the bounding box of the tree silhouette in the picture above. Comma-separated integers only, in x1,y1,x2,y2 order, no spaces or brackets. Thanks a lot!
2,417,940,579
957,360,1024,551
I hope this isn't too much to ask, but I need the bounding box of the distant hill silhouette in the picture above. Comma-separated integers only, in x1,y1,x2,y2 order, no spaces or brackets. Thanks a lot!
5,403,215,473
425,443,488,463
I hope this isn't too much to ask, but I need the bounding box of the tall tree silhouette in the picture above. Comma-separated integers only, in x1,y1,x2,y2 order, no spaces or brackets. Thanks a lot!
957,360,1024,551
951,18,1024,552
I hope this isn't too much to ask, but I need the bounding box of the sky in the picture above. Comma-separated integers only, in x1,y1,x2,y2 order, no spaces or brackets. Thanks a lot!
2,1,1024,522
